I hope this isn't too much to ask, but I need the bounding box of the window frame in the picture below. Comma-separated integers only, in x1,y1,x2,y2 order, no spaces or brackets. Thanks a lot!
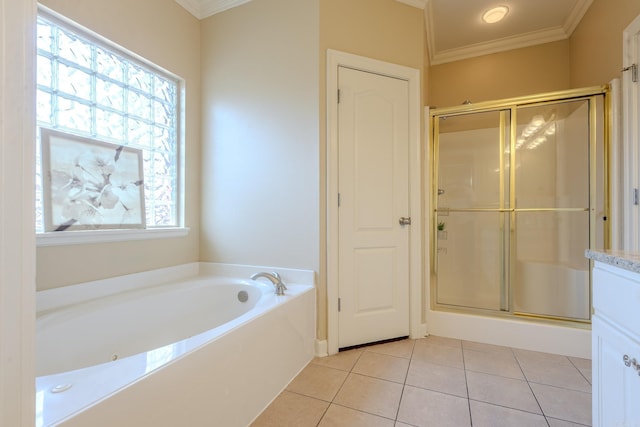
35,7,188,246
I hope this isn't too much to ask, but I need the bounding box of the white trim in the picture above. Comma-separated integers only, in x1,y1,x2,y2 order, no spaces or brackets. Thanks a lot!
314,339,328,358
174,0,253,19
200,0,252,17
174,0,202,18
622,14,640,251
427,0,592,65
422,106,432,339
429,26,568,66
0,0,36,425
36,227,190,247
326,49,422,355
563,0,594,36
609,78,623,249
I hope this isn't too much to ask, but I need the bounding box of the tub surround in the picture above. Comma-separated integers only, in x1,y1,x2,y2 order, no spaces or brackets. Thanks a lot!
36,263,316,427
585,249,640,273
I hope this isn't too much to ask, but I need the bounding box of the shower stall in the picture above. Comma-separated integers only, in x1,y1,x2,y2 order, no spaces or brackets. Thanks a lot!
431,87,609,323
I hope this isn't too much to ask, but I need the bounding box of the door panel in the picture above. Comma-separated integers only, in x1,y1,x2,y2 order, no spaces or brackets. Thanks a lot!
338,66,410,348
513,211,591,320
354,91,395,229
435,110,510,312
436,211,507,311
512,100,592,320
515,101,590,209
354,247,396,312
437,111,509,209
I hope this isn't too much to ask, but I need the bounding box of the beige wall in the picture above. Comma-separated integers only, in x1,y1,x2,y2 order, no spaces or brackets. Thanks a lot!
36,0,201,290
428,41,571,108
35,0,636,341
319,0,425,341
199,0,320,270
570,0,640,87
428,0,640,109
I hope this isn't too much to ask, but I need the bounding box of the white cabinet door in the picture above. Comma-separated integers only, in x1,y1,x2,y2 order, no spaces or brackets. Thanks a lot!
593,316,640,427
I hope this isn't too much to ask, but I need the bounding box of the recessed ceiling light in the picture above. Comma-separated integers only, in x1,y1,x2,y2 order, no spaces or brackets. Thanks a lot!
482,6,509,24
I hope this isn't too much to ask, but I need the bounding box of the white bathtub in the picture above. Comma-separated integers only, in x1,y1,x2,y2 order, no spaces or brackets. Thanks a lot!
35,262,316,427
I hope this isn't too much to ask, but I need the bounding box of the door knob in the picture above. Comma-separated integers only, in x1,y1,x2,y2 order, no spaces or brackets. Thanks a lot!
399,217,412,226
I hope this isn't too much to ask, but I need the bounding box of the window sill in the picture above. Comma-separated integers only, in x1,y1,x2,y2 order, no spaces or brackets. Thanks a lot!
36,227,190,247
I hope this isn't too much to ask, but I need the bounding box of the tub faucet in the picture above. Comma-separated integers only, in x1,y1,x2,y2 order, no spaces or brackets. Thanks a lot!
250,272,287,296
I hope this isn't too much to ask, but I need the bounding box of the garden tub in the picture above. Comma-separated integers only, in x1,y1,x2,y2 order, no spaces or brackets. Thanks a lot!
35,263,315,426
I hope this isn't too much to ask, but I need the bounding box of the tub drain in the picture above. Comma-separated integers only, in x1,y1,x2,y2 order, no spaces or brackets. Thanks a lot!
237,290,249,303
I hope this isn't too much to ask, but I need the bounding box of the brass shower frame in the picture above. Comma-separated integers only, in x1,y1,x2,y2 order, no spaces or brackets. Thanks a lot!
429,85,610,325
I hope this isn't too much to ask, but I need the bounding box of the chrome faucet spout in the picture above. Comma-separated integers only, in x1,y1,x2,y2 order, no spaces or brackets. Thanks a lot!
250,272,287,296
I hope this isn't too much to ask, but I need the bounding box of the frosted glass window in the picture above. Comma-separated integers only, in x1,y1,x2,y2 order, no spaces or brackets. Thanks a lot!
35,13,181,232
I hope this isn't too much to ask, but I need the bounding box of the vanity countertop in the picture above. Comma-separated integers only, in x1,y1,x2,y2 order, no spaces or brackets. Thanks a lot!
586,249,640,274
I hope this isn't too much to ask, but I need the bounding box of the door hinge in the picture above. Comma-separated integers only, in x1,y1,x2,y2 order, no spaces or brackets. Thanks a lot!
623,64,638,82
634,188,639,205
338,192,341,207
337,89,341,104
338,298,341,312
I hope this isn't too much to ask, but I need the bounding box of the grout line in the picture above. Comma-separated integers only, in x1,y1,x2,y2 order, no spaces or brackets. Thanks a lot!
395,339,417,423
328,349,364,400
526,380,592,394
468,397,547,417
314,397,331,427
545,415,592,426
394,384,406,423
568,357,592,386
461,341,474,426
311,348,364,427
400,341,416,385
327,402,398,423
266,341,591,427
511,347,550,427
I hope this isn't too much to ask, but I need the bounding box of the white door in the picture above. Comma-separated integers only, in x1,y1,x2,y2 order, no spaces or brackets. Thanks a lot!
337,66,410,349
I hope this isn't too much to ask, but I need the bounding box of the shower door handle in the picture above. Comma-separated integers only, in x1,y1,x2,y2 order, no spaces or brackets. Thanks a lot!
399,217,412,226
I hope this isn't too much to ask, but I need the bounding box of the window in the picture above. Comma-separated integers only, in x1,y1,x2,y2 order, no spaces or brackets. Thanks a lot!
36,12,182,235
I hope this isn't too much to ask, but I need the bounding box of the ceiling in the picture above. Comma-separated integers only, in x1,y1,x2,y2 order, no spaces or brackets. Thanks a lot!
176,0,594,65
422,0,594,64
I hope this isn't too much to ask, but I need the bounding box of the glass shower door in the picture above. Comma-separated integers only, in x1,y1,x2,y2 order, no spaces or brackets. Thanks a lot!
432,89,606,323
512,99,595,320
435,110,510,311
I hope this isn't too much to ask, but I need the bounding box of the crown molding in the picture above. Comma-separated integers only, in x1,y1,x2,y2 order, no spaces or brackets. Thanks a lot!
429,26,568,66
427,0,593,65
396,0,427,9
175,0,203,18
201,0,253,17
175,0,254,19
564,0,594,36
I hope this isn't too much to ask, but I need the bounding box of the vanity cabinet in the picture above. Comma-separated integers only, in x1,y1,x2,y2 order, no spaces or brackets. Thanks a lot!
592,260,640,427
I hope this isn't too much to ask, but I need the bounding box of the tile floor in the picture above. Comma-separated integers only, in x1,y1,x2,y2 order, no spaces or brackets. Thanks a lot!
251,336,592,427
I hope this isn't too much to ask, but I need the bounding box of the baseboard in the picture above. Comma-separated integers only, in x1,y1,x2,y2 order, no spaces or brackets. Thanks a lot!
419,322,428,338
314,339,328,357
